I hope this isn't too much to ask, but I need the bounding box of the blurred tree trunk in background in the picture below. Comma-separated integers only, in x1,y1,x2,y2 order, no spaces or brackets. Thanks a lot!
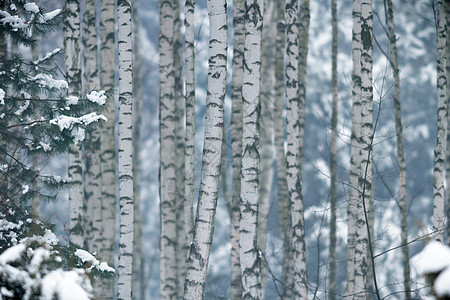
259,0,276,296
132,2,144,298
64,0,84,249
385,0,411,297
82,0,101,256
31,3,41,217
328,0,338,298
172,1,187,296
98,0,116,297
272,1,290,297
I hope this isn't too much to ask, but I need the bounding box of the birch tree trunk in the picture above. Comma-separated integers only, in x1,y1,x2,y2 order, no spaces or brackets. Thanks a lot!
64,0,84,249
82,0,102,254
385,0,411,297
159,0,178,298
353,0,373,297
98,0,116,297
346,0,362,295
272,1,290,297
258,0,276,296
183,0,227,298
293,1,310,296
239,1,264,298
172,1,187,296
117,1,134,298
132,4,144,299
432,0,448,243
446,0,450,249
285,0,308,297
328,0,338,298
184,0,196,269
230,0,245,298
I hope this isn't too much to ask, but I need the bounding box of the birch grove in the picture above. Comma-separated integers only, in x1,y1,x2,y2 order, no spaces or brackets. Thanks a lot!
183,0,227,298
117,0,134,298
2,0,449,299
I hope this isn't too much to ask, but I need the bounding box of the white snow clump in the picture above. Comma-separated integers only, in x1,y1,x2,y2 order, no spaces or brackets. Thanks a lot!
86,90,107,105
24,3,39,13
0,88,4,105
412,241,450,297
75,249,115,273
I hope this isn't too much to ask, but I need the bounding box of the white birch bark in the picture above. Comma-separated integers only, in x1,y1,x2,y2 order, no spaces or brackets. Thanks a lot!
328,0,338,298
446,0,450,248
230,0,245,298
97,0,116,297
432,0,448,243
258,0,275,296
285,0,307,297
159,0,178,298
117,1,134,298
353,0,373,297
386,0,411,297
184,0,196,269
292,1,310,296
239,1,264,299
82,0,101,254
183,1,227,298
64,0,84,249
346,0,362,295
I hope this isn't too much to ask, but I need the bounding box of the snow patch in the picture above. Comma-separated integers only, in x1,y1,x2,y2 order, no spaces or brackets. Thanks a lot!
75,249,115,273
66,96,79,106
41,9,61,22
0,88,5,105
86,90,107,105
30,73,68,90
24,3,39,13
412,241,450,275
41,269,91,300
0,244,26,264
